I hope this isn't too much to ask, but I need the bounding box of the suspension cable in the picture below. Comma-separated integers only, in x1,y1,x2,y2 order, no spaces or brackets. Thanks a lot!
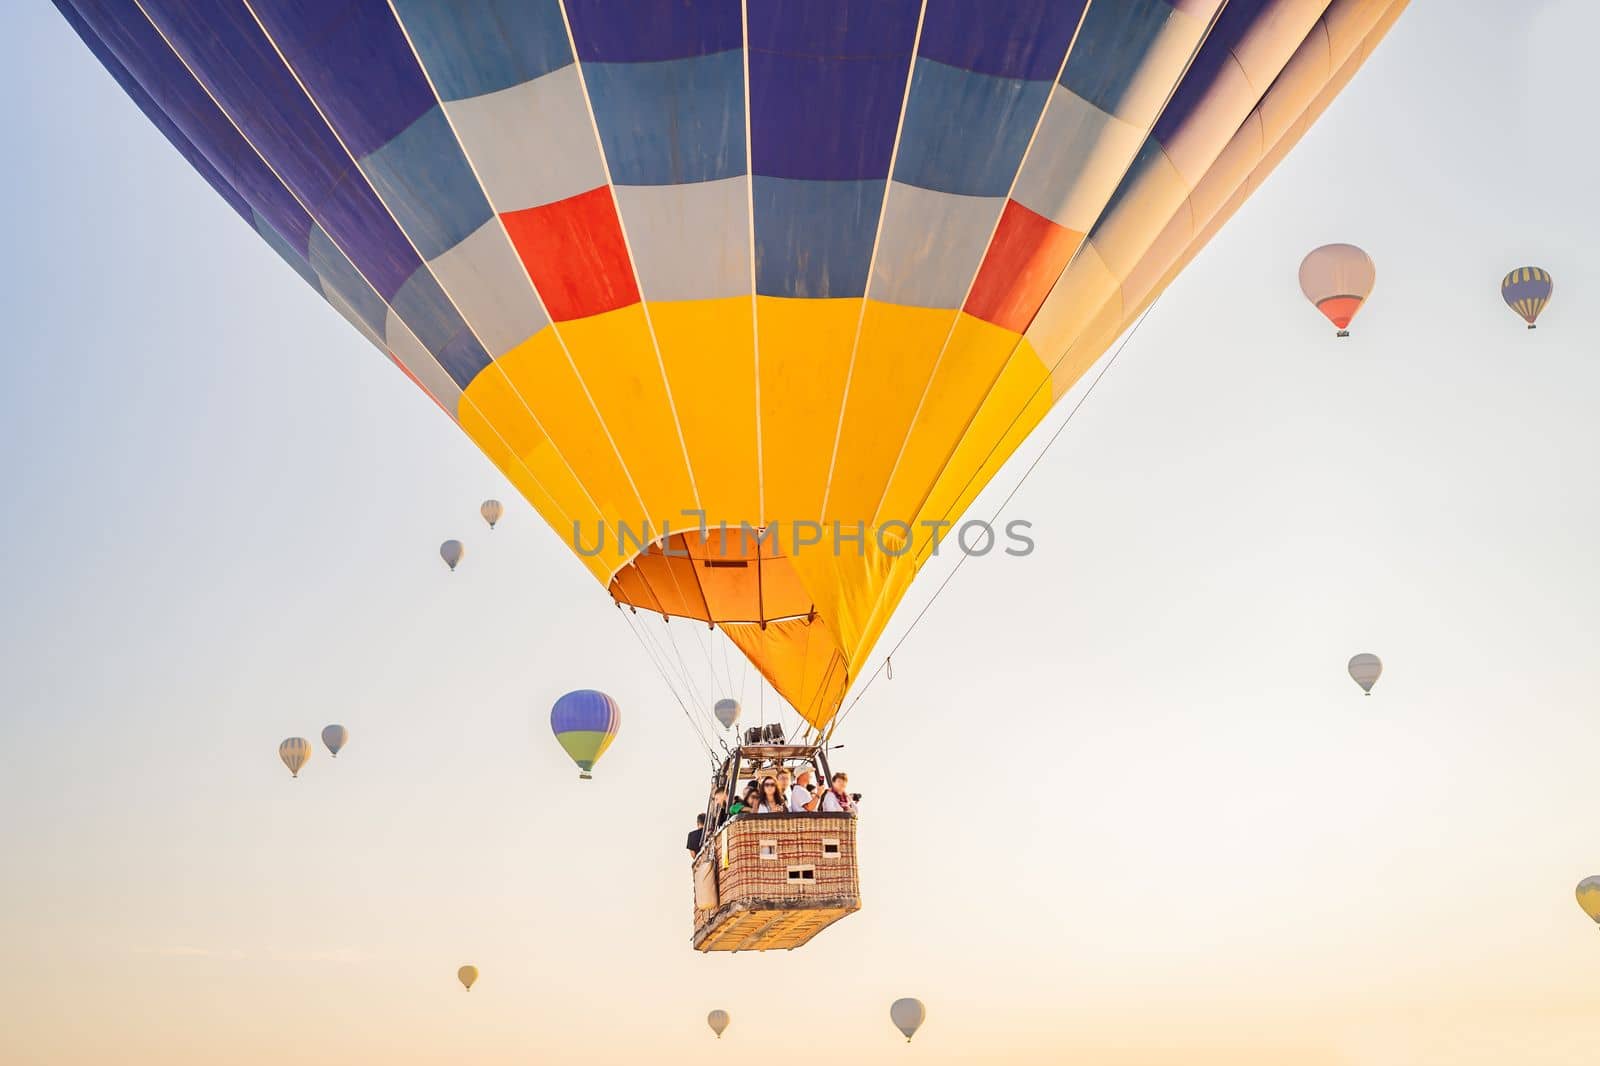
620,607,719,762
827,296,1161,738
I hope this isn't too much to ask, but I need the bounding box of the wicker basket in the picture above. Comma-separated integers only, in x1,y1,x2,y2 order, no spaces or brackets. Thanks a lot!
692,811,860,952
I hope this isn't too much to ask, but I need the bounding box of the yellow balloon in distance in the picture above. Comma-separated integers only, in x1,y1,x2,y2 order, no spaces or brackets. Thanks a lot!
1576,877,1600,924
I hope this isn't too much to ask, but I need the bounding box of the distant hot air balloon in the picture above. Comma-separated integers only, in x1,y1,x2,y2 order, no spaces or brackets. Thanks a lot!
550,690,621,780
321,724,348,758
480,499,504,529
1501,267,1553,329
890,998,925,1042
439,540,464,572
1348,653,1382,695
706,1010,730,1039
713,698,741,731
1300,244,1376,337
1577,877,1600,926
279,737,311,778
457,965,478,991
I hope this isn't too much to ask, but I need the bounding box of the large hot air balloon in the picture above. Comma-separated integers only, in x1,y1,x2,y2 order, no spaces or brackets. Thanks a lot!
890,998,925,1042
321,724,348,757
279,737,311,778
480,499,504,529
457,965,478,991
706,1010,729,1039
1577,877,1600,927
439,540,464,572
1299,244,1375,337
57,0,1406,753
1348,653,1382,694
713,698,741,731
1501,267,1553,329
550,690,620,779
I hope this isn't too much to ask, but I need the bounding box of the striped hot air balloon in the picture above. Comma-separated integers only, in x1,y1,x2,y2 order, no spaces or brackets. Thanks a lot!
550,690,620,780
279,737,312,778
55,0,1407,738
1501,266,1553,329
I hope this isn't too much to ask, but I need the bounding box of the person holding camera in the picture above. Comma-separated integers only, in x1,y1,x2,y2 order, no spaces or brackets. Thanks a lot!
788,767,822,812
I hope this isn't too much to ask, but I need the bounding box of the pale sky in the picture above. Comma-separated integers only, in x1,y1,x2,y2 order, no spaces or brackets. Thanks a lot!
5,2,1600,1064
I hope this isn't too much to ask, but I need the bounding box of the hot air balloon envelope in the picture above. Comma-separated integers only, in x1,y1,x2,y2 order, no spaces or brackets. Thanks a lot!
457,965,478,990
1300,244,1376,336
439,540,464,571
279,737,311,778
713,698,741,731
706,1010,730,1038
1348,653,1382,694
1501,267,1552,328
1578,877,1600,924
890,998,925,1042
550,690,620,779
480,499,504,528
321,724,348,757
57,0,1408,734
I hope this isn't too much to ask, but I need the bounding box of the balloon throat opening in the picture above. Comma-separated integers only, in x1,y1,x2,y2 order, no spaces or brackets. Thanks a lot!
607,529,812,627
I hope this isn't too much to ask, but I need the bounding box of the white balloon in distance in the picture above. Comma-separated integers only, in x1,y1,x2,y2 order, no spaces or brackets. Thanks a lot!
480,499,503,529
321,724,348,757
713,698,741,731
1348,653,1382,694
439,540,464,571
890,998,925,1042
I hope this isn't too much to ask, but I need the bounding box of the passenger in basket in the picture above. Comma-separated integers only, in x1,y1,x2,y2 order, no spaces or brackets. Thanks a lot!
756,776,787,813
776,768,793,798
819,772,856,813
788,767,822,812
729,782,757,816
687,813,705,857
708,785,730,828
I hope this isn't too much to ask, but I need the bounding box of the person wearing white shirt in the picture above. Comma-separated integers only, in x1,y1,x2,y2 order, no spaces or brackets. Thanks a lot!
788,767,821,812
819,772,856,813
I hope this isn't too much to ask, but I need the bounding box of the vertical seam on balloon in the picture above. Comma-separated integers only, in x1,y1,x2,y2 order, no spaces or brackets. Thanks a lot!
844,0,1241,697
552,0,705,520
237,0,624,534
815,0,930,525
125,0,585,545
741,0,764,526
378,0,647,543
841,0,1238,669
865,0,1097,530
900,0,1237,572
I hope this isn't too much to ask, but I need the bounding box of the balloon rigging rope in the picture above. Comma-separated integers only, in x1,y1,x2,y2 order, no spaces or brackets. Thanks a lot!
621,607,719,763
627,612,711,755
828,294,1162,738
645,614,702,713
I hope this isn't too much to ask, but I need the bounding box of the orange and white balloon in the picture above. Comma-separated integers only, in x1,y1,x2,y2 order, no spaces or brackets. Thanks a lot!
1300,244,1375,337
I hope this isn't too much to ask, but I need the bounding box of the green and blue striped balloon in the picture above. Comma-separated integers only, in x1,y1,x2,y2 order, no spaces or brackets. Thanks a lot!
550,690,620,780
